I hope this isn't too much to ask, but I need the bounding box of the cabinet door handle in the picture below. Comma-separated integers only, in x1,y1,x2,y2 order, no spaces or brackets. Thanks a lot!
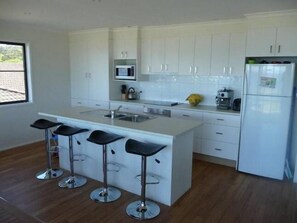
147,65,151,73
182,114,190,117
194,66,198,74
278,45,281,53
165,64,168,71
125,51,128,58
77,101,82,104
189,66,192,73
95,104,101,107
215,148,222,151
121,51,124,58
223,66,226,75
216,132,223,135
217,118,224,121
161,64,163,71
270,45,273,54
229,67,232,75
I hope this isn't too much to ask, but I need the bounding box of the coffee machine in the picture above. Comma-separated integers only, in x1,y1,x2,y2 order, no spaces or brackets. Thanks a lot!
216,88,234,110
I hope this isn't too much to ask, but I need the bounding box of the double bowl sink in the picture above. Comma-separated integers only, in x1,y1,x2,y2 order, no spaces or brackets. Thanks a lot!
104,112,155,123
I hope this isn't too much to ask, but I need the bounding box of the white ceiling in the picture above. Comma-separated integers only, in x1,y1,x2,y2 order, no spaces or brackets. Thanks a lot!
1,0,297,32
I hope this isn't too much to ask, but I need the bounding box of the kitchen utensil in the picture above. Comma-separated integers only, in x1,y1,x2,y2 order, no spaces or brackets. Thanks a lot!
232,98,241,111
127,87,137,100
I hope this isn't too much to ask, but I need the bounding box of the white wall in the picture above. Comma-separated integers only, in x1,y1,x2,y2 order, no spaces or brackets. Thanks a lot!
124,75,243,106
0,22,71,151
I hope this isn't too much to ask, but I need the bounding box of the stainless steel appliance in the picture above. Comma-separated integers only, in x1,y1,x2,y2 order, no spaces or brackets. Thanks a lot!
127,87,137,100
115,65,136,80
215,88,234,109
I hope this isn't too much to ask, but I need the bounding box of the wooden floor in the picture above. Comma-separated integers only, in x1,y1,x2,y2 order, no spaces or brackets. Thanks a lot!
1,142,297,223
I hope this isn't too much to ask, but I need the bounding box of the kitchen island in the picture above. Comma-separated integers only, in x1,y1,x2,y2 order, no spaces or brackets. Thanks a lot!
39,107,201,206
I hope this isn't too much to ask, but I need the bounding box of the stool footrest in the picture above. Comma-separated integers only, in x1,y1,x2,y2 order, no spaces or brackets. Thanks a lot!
73,154,86,162
107,162,121,172
135,173,160,185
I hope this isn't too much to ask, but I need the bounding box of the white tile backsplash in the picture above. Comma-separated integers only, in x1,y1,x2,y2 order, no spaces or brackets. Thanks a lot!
136,75,243,106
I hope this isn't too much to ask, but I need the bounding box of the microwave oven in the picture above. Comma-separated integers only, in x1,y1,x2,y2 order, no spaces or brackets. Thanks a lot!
115,65,136,80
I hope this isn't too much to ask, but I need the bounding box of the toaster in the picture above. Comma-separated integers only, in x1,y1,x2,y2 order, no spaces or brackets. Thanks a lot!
232,98,241,111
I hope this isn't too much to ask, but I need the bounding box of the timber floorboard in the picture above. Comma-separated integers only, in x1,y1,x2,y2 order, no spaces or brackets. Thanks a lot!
0,142,297,223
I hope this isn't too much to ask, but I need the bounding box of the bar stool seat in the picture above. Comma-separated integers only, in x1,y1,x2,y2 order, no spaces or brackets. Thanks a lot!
125,139,166,220
30,119,63,180
87,130,124,203
54,125,88,189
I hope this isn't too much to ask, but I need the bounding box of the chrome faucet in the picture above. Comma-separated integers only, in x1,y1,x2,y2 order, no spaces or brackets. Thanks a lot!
110,105,122,119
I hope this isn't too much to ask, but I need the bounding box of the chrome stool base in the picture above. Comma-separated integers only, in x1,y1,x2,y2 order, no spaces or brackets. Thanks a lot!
58,175,87,189
90,186,121,203
126,200,160,220
36,168,63,180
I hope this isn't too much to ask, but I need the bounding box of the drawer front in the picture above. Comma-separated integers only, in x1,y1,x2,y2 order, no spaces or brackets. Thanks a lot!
171,109,203,121
203,112,240,127
71,98,89,107
201,139,238,160
88,100,110,109
202,124,239,144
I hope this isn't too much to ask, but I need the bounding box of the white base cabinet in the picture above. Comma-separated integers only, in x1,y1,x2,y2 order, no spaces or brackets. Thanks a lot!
172,108,240,161
202,112,240,161
171,109,203,153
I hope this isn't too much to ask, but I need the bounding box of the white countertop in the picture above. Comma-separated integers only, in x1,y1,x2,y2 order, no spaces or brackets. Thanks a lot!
39,106,202,138
110,99,240,116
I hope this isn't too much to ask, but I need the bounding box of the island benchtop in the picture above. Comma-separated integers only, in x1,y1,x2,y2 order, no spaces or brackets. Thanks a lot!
39,106,202,138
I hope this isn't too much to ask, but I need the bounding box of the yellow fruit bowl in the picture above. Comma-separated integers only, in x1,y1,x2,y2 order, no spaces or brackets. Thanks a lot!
186,94,203,106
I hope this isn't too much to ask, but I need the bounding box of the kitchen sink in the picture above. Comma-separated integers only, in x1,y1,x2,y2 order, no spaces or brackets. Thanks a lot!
118,114,155,123
104,113,126,118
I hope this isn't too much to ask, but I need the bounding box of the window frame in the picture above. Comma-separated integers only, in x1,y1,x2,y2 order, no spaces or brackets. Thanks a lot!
0,41,29,105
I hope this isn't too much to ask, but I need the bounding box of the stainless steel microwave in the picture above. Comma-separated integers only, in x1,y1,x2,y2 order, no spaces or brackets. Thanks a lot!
115,65,136,80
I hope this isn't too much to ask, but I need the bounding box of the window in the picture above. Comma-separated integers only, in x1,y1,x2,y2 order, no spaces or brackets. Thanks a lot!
0,41,29,105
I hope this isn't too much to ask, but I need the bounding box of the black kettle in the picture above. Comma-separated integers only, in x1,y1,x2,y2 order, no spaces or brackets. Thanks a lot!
127,87,137,100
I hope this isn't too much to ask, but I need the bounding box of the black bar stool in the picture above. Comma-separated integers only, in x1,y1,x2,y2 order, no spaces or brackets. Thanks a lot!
30,119,63,180
87,130,124,202
54,125,88,189
125,139,166,220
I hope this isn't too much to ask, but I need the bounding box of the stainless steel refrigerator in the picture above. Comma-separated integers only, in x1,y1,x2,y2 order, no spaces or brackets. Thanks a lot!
238,63,296,180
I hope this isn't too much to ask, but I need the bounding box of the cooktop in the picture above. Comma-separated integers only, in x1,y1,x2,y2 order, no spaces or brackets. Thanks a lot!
144,100,179,107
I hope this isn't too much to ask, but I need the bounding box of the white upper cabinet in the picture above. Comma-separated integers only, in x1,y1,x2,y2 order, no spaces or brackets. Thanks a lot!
211,31,246,76
179,34,211,75
150,37,179,74
69,31,109,102
246,26,297,57
141,38,152,74
113,28,138,59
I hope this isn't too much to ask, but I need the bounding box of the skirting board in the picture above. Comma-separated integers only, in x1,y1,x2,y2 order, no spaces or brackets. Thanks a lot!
193,152,236,168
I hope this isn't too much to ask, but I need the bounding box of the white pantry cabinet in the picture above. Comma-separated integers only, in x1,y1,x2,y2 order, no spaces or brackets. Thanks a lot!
246,26,297,57
150,37,179,74
179,34,211,75
113,28,138,59
69,30,109,106
210,32,246,76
